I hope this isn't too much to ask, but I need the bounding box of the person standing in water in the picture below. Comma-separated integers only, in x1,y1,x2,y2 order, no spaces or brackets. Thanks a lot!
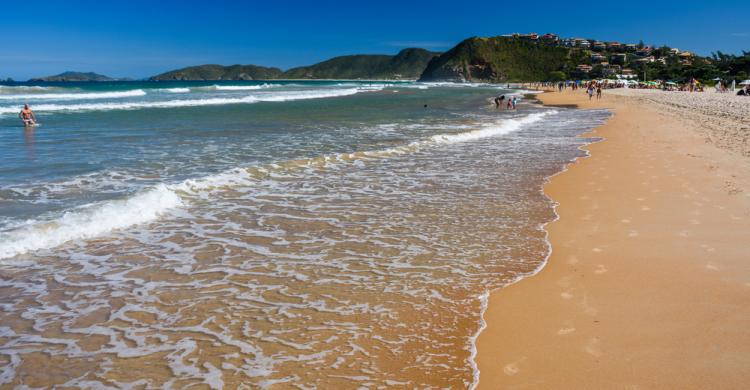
494,95,505,109
18,104,36,126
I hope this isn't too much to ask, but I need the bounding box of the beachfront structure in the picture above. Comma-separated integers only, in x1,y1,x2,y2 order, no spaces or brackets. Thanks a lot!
513,33,538,40
540,33,559,43
562,38,576,47
624,44,637,51
576,64,593,73
635,47,653,57
591,53,606,62
592,41,606,51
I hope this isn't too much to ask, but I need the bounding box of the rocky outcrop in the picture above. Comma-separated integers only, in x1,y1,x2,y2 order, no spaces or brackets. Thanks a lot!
419,37,572,82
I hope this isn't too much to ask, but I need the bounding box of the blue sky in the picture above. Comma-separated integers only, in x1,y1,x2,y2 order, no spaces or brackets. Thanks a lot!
1,0,748,80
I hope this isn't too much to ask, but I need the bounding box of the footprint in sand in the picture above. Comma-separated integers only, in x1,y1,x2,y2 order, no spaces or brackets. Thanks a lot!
678,230,690,237
503,357,527,376
628,230,639,238
700,244,716,253
621,218,631,224
594,265,607,274
706,263,719,271
561,291,574,300
567,256,579,265
640,206,651,211
592,247,603,253
558,327,576,335
584,337,603,357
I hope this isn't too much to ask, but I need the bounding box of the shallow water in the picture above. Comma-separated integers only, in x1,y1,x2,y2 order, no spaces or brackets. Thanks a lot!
0,81,609,388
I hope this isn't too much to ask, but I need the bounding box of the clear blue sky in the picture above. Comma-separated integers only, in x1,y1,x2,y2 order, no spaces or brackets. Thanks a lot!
1,0,748,80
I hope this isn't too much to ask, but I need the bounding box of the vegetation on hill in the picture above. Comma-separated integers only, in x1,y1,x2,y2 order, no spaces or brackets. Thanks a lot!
420,36,750,84
281,48,439,79
632,50,750,83
29,71,120,82
419,37,574,82
150,64,283,81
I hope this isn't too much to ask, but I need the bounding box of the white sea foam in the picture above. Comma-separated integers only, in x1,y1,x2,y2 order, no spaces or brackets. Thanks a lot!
0,184,182,260
0,89,146,101
212,84,272,91
0,109,557,260
0,88,365,115
427,111,555,144
158,88,190,93
0,85,56,93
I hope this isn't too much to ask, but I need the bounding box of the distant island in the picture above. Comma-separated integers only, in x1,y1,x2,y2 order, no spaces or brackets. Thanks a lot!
29,71,130,82
150,48,439,81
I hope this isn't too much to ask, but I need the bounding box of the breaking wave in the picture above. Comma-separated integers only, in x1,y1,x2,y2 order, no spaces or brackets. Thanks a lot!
0,110,555,260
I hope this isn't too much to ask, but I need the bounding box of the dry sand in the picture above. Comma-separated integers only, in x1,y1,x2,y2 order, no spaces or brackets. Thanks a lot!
476,89,750,389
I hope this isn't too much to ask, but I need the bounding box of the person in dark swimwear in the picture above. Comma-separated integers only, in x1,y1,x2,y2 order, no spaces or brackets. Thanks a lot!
494,95,505,109
18,104,36,126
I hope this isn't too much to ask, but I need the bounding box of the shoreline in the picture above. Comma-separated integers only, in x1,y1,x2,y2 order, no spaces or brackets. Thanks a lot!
475,89,750,388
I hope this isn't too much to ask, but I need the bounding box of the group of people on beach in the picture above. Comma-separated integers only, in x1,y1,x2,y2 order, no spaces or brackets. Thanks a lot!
494,95,518,110
586,82,603,100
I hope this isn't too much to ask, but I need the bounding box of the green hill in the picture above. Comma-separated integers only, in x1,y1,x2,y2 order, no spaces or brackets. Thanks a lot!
29,71,121,82
150,64,283,81
281,48,440,80
419,37,576,82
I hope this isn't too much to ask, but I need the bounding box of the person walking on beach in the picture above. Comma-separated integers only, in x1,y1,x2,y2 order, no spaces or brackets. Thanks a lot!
587,86,594,100
18,104,36,126
511,96,518,109
596,85,602,100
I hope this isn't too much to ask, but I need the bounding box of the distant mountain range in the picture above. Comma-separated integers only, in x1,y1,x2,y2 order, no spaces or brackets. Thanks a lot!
150,64,283,81
29,71,130,82
149,48,439,81
280,48,439,80
24,35,748,83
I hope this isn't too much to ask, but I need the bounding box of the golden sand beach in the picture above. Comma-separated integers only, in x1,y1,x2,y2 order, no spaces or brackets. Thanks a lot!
476,89,750,389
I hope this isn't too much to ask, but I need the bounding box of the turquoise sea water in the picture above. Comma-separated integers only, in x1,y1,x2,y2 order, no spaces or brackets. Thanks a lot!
0,81,609,387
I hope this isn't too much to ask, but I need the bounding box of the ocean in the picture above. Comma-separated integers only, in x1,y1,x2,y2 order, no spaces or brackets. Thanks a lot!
0,81,609,388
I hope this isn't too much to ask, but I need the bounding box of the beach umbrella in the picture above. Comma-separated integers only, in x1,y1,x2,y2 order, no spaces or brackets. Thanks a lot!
665,81,677,85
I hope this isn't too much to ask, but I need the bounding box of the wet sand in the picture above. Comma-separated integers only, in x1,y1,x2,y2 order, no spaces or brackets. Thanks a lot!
476,89,750,388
